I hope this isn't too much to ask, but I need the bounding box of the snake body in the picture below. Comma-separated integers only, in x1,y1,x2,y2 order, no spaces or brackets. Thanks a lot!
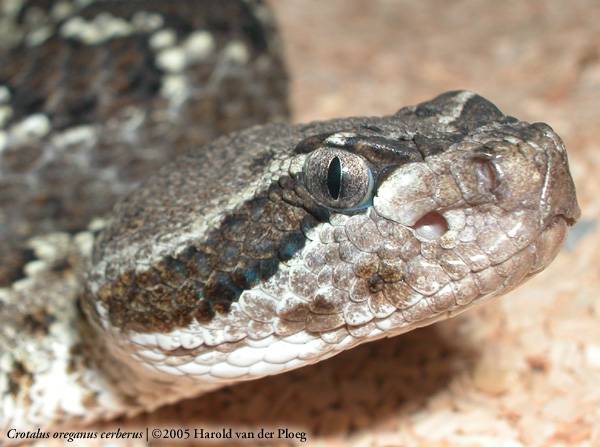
0,0,580,441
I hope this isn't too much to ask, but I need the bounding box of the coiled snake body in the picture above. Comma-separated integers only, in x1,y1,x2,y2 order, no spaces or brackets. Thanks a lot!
0,0,580,441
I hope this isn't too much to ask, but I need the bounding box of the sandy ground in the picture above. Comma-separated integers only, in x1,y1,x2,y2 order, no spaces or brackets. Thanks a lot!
20,1,600,446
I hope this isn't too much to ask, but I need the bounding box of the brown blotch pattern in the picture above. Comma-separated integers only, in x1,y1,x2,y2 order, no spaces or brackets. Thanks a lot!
96,178,317,333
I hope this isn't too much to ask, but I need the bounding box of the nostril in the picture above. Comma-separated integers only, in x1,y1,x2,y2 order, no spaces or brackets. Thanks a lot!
475,158,496,192
412,211,448,240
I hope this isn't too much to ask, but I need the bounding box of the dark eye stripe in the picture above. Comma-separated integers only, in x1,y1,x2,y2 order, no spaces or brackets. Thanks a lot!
327,156,342,200
96,181,311,333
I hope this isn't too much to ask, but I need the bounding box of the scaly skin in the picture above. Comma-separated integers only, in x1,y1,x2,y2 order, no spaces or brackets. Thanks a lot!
0,90,579,439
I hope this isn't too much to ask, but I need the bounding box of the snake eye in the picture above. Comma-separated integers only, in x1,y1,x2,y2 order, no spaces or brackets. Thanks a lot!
327,156,342,200
304,147,374,210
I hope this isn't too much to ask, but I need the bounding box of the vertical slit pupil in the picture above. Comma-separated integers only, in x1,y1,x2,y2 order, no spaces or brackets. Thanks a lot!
327,156,342,200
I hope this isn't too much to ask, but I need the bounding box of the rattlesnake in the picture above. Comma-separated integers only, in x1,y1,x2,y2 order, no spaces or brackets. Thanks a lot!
0,0,580,443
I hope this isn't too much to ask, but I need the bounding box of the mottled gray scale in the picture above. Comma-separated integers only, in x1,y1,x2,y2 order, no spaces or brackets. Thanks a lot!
0,243,35,287
368,292,396,318
310,288,347,314
0,0,288,285
349,278,371,302
377,258,405,283
383,281,423,310
413,134,453,157
347,321,376,338
437,250,471,280
289,267,319,299
427,285,456,312
473,267,505,295
405,90,511,133
276,295,309,322
306,313,345,332
353,252,379,278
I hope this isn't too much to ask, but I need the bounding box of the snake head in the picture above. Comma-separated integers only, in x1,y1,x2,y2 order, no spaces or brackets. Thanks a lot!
293,91,580,332
86,91,579,399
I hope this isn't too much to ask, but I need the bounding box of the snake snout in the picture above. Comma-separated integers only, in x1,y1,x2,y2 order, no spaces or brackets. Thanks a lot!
539,147,581,229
